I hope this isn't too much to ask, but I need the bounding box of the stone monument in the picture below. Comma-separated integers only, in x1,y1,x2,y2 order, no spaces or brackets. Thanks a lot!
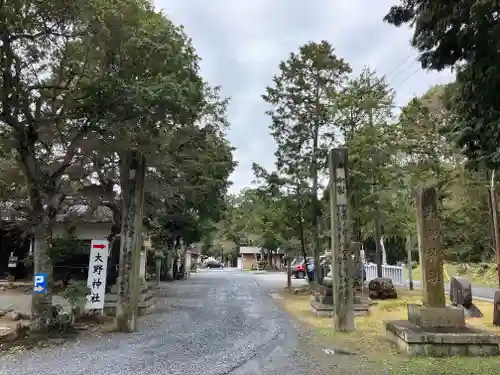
386,186,500,356
310,149,371,328
309,251,335,317
310,248,371,318
449,276,482,318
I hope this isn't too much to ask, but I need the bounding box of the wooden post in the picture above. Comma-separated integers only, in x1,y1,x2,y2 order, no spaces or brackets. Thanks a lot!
115,150,146,332
415,185,445,308
329,148,355,331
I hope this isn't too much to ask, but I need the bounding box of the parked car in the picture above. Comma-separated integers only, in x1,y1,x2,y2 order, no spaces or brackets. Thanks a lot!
291,257,313,279
205,260,224,269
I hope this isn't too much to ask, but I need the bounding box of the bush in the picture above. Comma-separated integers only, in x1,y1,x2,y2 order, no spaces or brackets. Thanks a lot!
62,280,90,318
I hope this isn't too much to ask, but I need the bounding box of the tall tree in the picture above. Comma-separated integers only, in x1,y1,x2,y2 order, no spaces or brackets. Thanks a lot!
262,41,351,281
336,68,396,243
0,0,204,327
384,1,500,282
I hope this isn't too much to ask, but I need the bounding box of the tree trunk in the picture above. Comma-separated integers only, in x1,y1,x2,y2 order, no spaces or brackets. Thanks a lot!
31,224,55,330
181,239,188,280
115,150,145,333
155,259,162,285
311,127,321,284
287,258,292,291
488,170,500,289
164,249,174,280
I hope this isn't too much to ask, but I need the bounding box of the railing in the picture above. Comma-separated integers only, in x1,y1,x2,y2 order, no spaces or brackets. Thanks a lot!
364,263,406,287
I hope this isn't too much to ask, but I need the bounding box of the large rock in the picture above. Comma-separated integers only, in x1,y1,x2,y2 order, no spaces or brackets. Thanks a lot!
5,311,21,321
449,277,472,307
368,277,397,299
449,276,482,318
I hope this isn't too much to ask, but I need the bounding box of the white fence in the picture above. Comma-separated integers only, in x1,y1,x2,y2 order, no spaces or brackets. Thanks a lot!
364,263,406,287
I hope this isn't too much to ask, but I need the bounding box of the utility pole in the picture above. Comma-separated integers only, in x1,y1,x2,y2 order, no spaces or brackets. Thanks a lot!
367,76,383,278
374,204,383,277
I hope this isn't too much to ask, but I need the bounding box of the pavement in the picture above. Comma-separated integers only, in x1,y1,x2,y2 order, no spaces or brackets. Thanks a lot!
0,269,349,375
409,280,497,301
0,293,70,314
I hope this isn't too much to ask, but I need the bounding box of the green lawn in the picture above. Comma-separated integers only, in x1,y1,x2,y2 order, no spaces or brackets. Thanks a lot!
411,262,498,288
281,289,500,375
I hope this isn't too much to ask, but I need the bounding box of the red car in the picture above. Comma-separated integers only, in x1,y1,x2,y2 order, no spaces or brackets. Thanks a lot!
291,257,313,279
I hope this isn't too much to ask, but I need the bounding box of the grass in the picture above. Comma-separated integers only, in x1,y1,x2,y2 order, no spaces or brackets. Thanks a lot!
411,262,498,288
280,288,500,375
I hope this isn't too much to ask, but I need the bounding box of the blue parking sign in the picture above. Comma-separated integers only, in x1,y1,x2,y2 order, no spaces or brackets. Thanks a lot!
33,273,47,294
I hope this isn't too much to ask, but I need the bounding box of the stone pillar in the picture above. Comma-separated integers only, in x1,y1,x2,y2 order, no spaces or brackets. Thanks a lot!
329,147,354,331
415,186,445,308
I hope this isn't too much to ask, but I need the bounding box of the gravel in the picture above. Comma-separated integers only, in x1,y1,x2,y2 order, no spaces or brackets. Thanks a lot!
0,269,361,375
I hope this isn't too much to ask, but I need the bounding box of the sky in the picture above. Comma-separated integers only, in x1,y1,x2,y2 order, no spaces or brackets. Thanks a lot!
153,0,455,194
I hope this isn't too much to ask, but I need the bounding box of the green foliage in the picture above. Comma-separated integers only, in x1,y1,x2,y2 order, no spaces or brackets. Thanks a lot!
48,233,85,263
62,280,90,313
254,39,497,265
262,41,352,271
384,0,500,170
149,86,236,251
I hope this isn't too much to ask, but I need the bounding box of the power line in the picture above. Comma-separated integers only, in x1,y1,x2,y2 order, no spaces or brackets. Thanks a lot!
383,53,419,78
395,67,421,86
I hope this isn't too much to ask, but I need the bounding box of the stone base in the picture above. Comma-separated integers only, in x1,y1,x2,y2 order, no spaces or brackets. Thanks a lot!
355,294,373,306
314,292,333,305
408,304,465,328
103,283,157,316
316,285,333,296
386,320,500,356
309,300,370,318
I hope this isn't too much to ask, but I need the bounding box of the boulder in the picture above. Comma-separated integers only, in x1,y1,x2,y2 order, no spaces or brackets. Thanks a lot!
449,277,472,307
368,277,397,299
450,276,482,318
5,311,21,321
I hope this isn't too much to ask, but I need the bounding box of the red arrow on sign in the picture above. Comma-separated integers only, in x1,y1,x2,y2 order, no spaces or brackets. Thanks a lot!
92,244,106,249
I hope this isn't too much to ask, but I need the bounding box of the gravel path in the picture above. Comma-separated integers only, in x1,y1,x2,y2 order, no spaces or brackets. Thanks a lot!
0,269,360,375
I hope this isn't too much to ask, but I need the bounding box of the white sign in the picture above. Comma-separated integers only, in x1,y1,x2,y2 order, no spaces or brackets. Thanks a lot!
86,240,109,310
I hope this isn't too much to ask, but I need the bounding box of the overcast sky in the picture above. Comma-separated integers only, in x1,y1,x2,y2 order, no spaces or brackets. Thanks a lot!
153,0,454,194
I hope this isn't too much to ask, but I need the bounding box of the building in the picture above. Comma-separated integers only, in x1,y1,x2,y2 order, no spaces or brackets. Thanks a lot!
238,246,285,270
1,204,152,282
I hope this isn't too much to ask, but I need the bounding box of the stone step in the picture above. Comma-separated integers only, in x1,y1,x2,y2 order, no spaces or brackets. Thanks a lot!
105,289,155,303
103,296,157,317
109,282,154,294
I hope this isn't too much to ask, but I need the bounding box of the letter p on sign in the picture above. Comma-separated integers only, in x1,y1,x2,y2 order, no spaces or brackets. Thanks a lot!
33,273,46,294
